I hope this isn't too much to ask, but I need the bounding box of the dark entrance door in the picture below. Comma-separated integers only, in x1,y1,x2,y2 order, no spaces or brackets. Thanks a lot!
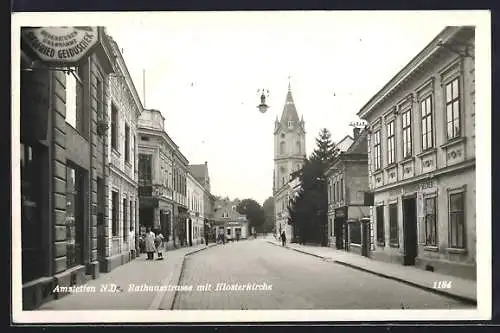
96,177,105,268
188,219,193,246
403,197,418,265
334,219,343,249
361,219,370,257
342,221,349,251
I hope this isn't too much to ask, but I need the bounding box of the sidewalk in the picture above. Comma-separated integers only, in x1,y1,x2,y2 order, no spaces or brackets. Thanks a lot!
265,237,476,304
38,243,216,311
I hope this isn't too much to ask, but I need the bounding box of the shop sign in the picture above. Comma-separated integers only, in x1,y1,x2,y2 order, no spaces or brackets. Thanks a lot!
21,26,99,64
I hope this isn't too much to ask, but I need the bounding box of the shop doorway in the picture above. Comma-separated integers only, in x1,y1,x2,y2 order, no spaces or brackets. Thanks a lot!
188,218,193,246
403,197,418,265
96,177,105,267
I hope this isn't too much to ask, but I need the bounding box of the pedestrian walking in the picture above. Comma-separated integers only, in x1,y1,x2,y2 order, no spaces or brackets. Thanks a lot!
281,230,287,247
155,231,165,260
145,227,156,260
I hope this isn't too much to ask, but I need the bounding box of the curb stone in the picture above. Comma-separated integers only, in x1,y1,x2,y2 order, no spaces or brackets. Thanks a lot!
265,240,476,305
155,244,217,310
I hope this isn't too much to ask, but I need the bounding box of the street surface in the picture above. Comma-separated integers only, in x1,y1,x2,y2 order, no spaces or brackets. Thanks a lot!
173,239,471,310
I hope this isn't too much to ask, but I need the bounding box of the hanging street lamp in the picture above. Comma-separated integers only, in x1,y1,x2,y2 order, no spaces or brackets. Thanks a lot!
257,88,270,113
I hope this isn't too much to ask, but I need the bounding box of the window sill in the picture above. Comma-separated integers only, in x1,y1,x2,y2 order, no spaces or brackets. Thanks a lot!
417,147,437,158
446,247,467,254
440,136,466,149
373,169,383,176
350,243,361,248
389,243,400,248
376,241,385,247
399,156,415,165
423,245,439,252
385,163,397,170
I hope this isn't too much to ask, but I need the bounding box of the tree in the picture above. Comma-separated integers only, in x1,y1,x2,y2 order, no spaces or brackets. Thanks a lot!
287,129,337,246
311,128,338,164
236,199,266,233
262,197,275,233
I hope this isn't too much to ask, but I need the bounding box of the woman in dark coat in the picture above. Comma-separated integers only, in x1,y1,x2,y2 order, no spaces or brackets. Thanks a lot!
281,231,287,247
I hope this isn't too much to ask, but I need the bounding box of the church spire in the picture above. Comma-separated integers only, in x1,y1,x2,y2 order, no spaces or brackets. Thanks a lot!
280,77,299,124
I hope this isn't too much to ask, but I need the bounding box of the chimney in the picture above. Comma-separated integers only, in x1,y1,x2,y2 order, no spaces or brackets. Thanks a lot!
353,127,361,139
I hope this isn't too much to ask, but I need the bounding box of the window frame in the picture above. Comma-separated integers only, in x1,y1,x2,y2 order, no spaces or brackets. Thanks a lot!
386,121,395,165
111,103,119,151
124,124,130,163
123,197,128,240
376,205,385,246
373,130,381,171
402,108,412,158
111,190,119,237
389,202,399,247
445,77,462,141
424,195,438,247
419,95,433,151
448,188,466,249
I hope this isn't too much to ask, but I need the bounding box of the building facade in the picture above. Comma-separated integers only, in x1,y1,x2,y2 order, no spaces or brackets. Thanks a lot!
213,198,249,241
137,109,176,249
102,36,142,272
20,27,115,309
358,26,476,279
326,128,371,256
172,151,189,246
273,82,306,241
189,162,215,243
186,171,205,246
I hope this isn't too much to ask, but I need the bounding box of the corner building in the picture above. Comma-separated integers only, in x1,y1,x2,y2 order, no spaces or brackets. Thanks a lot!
358,26,476,279
20,27,116,309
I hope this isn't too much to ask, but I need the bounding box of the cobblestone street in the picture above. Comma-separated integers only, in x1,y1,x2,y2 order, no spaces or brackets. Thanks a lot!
173,239,472,310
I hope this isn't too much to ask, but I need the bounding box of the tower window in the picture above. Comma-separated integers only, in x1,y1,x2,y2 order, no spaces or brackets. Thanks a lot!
281,133,285,138
280,141,286,154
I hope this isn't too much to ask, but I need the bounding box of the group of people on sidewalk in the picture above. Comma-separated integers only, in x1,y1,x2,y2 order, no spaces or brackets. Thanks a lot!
142,227,165,261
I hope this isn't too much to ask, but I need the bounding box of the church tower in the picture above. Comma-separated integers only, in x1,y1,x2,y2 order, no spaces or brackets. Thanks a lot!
273,79,306,239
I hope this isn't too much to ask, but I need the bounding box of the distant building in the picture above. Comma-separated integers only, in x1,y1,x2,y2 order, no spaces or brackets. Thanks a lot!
358,26,476,279
186,171,205,246
189,162,215,242
273,81,306,241
212,198,249,241
325,128,371,256
137,109,189,249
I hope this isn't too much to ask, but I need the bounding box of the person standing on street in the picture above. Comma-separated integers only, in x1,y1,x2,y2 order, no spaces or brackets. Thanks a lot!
145,227,156,260
281,230,287,247
155,230,165,260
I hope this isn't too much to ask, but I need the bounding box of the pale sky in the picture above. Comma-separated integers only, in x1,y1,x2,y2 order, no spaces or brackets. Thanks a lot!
102,11,473,205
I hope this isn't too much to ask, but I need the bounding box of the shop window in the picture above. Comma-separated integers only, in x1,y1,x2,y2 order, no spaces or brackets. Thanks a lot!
21,142,44,282
130,200,134,232
66,164,85,268
424,197,437,246
227,228,231,236
449,192,465,248
376,205,385,246
123,198,128,240
112,191,119,236
389,203,399,246
349,221,361,245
